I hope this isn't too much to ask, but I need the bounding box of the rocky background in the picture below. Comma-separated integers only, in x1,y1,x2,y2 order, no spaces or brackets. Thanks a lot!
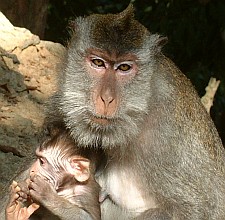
0,12,65,198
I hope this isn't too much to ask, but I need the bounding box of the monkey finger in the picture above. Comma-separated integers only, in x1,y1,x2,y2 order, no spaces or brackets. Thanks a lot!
30,175,45,186
29,189,42,203
29,185,41,196
17,191,28,200
12,192,20,201
9,181,21,194
9,183,28,205
29,174,42,184
28,181,38,192
17,197,27,203
6,201,17,212
8,191,20,207
6,200,20,214
25,178,31,185
29,175,38,186
30,175,51,192
18,208,31,220
18,203,40,220
10,185,21,195
10,180,18,188
27,203,40,215
18,181,29,193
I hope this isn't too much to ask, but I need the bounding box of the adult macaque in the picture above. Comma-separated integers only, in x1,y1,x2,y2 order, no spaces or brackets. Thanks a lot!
45,4,225,220
5,132,101,220
1,4,225,220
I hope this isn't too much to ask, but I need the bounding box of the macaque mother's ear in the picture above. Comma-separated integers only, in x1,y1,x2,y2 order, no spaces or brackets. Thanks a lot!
149,34,168,53
69,157,90,182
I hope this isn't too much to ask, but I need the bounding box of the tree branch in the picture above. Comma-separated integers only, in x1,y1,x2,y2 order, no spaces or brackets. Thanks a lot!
201,77,220,113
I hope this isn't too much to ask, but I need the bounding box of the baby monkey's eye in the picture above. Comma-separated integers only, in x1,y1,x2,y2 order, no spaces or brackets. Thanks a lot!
39,157,45,165
117,64,131,71
92,58,105,67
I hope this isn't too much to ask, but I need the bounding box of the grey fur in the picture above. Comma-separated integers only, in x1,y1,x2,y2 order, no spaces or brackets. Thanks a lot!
48,10,225,218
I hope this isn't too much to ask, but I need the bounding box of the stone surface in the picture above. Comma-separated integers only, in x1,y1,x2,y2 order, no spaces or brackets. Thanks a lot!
0,12,66,196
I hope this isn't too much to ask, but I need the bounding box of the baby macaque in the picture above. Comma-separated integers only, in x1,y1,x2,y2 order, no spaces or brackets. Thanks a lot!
6,132,101,220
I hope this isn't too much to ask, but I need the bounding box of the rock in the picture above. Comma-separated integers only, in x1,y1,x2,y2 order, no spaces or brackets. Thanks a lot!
0,12,66,195
0,12,40,51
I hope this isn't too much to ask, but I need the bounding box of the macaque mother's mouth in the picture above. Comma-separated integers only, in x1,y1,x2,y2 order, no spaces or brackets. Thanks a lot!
92,116,111,125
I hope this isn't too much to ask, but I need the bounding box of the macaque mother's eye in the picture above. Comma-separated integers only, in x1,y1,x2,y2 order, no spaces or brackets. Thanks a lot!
91,58,105,68
117,64,131,71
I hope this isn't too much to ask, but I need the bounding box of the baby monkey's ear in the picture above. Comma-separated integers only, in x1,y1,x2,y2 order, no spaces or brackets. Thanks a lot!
69,157,91,182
